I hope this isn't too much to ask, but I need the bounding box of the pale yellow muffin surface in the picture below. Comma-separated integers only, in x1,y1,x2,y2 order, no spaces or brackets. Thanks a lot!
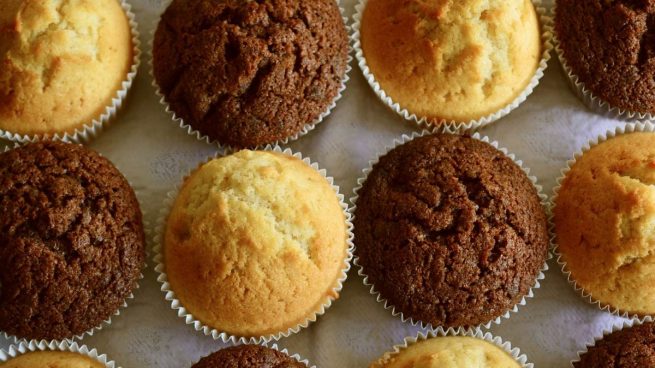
164,150,348,337
370,336,520,368
554,132,655,315
360,0,541,122
0,0,133,136
0,351,104,368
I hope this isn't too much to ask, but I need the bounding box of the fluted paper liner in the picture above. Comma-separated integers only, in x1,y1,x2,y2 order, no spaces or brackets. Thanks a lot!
0,0,142,144
350,129,550,330
149,1,352,150
152,145,354,344
551,121,655,320
569,316,654,367
375,328,534,368
0,341,120,368
552,3,654,122
0,143,147,344
352,0,553,133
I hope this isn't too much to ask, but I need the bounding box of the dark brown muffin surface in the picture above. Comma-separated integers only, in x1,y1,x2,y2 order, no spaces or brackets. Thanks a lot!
575,323,655,367
0,142,145,340
353,134,549,328
555,0,655,114
192,345,305,368
153,0,348,148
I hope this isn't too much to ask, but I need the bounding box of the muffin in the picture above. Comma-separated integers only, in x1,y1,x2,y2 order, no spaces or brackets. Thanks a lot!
152,0,349,148
192,345,306,368
0,141,145,340
359,0,542,123
0,0,134,138
574,322,655,368
554,132,655,316
371,336,522,368
555,0,655,116
353,134,549,327
0,351,105,368
163,150,348,338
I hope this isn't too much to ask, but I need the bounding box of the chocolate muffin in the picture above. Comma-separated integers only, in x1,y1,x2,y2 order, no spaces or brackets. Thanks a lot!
353,134,549,328
575,323,655,367
0,141,145,340
555,0,655,114
192,345,305,368
152,0,349,148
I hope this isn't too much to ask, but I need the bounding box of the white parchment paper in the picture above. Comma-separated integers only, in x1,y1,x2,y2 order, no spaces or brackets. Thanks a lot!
0,0,631,367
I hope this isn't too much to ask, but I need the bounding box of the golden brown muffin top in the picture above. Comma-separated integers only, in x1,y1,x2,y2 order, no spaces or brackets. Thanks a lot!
370,336,520,368
555,132,655,315
0,351,105,368
0,0,133,136
164,150,348,337
360,0,541,122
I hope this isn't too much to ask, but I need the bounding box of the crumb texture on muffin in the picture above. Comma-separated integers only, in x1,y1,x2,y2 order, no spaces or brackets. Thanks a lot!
0,142,145,340
555,0,655,113
164,150,347,337
353,134,549,327
574,322,655,367
153,0,349,148
360,0,541,122
0,0,133,136
192,345,305,368
554,132,655,315
0,351,105,368
370,336,521,368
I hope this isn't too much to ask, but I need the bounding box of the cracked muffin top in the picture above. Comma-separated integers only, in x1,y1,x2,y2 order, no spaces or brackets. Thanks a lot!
0,141,145,340
554,132,655,316
359,0,541,123
353,134,548,328
191,345,306,368
555,0,655,114
152,0,349,148
0,0,133,137
574,322,655,368
0,351,106,368
164,150,348,337
370,336,521,368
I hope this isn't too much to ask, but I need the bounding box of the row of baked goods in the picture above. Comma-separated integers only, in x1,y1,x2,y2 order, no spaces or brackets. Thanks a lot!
1,0,652,147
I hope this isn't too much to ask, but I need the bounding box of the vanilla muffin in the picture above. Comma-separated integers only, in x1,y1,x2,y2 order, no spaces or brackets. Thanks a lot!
360,0,541,123
370,336,521,368
0,351,105,368
164,150,348,337
0,0,133,137
554,132,655,316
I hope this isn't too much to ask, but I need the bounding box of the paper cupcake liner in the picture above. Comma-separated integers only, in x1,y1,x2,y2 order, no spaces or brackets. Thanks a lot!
375,327,534,368
352,0,553,133
0,341,120,368
0,143,147,345
148,1,352,150
0,0,142,144
550,121,655,320
152,145,354,344
350,129,550,330
570,316,654,367
552,5,654,122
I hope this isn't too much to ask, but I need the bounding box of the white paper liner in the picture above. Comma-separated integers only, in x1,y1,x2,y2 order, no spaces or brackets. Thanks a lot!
152,145,354,344
0,0,142,144
570,316,654,367
148,0,352,150
351,0,553,133
550,121,655,320
350,129,551,330
0,142,147,345
374,328,534,368
552,4,654,122
0,341,120,368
